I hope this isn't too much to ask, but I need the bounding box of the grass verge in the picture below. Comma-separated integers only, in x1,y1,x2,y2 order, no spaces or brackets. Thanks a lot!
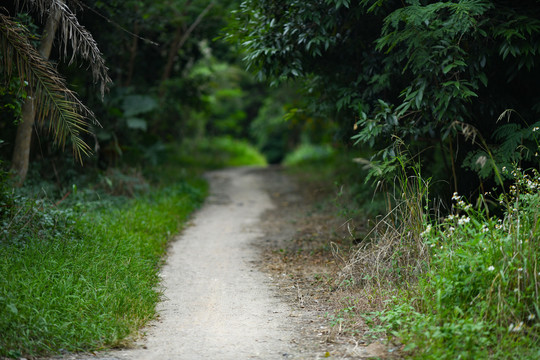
350,162,540,358
0,180,207,357
0,137,265,358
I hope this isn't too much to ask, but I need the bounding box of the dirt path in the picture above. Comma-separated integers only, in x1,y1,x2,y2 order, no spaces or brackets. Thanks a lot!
55,166,390,360
113,167,300,359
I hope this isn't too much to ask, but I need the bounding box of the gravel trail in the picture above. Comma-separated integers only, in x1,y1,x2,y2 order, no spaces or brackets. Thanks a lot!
113,167,297,359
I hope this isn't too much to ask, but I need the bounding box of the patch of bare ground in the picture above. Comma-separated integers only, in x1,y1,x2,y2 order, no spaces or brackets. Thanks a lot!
255,166,402,359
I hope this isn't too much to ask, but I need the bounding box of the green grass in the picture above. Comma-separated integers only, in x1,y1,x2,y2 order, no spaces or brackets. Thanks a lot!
0,135,267,357
361,166,540,359
0,180,207,357
283,143,335,166
176,136,266,169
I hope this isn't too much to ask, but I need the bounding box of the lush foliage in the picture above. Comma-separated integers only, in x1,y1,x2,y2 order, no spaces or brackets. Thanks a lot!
1,0,265,180
226,0,540,196
355,163,540,358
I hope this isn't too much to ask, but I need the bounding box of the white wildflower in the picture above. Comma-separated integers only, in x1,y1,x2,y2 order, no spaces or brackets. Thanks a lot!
487,266,495,271
421,224,432,238
458,216,471,225
528,314,535,321
512,322,524,332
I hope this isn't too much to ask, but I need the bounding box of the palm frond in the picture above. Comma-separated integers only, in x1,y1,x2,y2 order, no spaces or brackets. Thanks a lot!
53,0,111,98
15,0,112,98
0,13,94,161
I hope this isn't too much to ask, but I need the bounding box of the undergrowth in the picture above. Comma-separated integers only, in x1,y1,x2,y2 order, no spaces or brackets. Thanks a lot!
352,161,540,358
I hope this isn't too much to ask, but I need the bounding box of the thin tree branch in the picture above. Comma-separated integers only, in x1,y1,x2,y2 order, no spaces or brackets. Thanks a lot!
178,2,215,51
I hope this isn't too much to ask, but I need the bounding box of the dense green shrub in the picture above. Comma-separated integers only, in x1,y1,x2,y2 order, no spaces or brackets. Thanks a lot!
226,0,540,195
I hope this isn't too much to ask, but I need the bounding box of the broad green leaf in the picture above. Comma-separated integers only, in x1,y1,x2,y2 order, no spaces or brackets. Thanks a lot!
122,95,158,117
126,117,148,131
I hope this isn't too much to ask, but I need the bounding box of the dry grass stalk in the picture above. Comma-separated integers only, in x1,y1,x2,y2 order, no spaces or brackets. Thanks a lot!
340,175,431,297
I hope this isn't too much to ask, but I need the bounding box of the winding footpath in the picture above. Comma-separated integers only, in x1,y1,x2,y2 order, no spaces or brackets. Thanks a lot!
114,167,296,359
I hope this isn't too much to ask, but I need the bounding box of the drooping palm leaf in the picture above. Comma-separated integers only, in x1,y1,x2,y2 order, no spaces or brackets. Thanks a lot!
15,0,112,97
0,12,95,161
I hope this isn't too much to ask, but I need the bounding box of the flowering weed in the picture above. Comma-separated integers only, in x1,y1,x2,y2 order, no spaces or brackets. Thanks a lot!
345,136,540,357
375,167,540,358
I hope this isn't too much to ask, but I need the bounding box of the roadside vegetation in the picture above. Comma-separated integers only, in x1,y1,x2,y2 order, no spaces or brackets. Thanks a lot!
2,0,540,358
379,166,540,359
276,143,540,358
347,157,540,359
0,137,264,358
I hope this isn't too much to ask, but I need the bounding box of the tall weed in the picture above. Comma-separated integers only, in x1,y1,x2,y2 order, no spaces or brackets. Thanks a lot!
359,165,540,358
343,145,432,294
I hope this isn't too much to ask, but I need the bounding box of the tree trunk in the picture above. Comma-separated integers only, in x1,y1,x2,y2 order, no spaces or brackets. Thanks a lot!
10,2,62,186
124,21,140,87
11,97,36,186
161,23,185,85
160,2,214,95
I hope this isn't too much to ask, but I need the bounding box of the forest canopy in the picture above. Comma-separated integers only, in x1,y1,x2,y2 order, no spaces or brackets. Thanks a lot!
226,0,540,196
1,0,540,195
